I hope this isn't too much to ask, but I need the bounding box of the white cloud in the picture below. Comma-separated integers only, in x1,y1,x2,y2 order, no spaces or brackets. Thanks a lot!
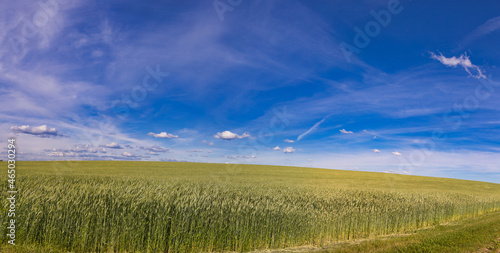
373,149,381,153
120,152,148,159
296,114,331,141
91,50,104,58
384,169,399,174
273,146,281,151
460,16,500,47
202,140,215,146
161,158,191,162
392,151,402,156
10,125,61,137
46,144,101,154
214,131,250,140
384,169,408,174
148,132,179,138
284,139,295,143
44,144,115,159
430,52,486,79
104,142,122,149
138,145,169,152
48,152,64,157
339,129,354,134
431,53,473,67
283,147,295,153
222,154,256,159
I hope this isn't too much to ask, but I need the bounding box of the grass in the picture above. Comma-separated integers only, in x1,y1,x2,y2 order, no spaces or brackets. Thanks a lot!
1,161,500,252
259,209,500,252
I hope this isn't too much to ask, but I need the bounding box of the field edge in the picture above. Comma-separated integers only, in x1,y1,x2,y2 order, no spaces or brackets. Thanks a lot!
255,210,500,253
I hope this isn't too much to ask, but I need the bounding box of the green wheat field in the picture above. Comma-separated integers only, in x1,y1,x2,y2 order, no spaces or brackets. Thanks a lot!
1,161,500,252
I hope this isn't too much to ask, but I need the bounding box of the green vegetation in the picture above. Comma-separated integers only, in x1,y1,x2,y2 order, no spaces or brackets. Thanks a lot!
1,161,500,252
258,209,500,252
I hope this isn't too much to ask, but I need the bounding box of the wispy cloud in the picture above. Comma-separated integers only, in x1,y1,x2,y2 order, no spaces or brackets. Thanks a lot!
283,147,296,153
339,129,354,134
138,145,170,153
296,114,331,141
202,140,215,146
44,144,104,154
373,149,380,153
384,169,408,174
460,16,500,47
284,139,295,143
187,149,203,153
0,1,86,63
430,52,486,79
221,154,256,159
392,151,402,156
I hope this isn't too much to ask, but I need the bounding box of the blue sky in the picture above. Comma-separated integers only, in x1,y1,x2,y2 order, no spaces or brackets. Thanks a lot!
1,0,500,183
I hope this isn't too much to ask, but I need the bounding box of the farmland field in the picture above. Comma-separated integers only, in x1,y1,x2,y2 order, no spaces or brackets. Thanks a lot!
1,161,500,252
